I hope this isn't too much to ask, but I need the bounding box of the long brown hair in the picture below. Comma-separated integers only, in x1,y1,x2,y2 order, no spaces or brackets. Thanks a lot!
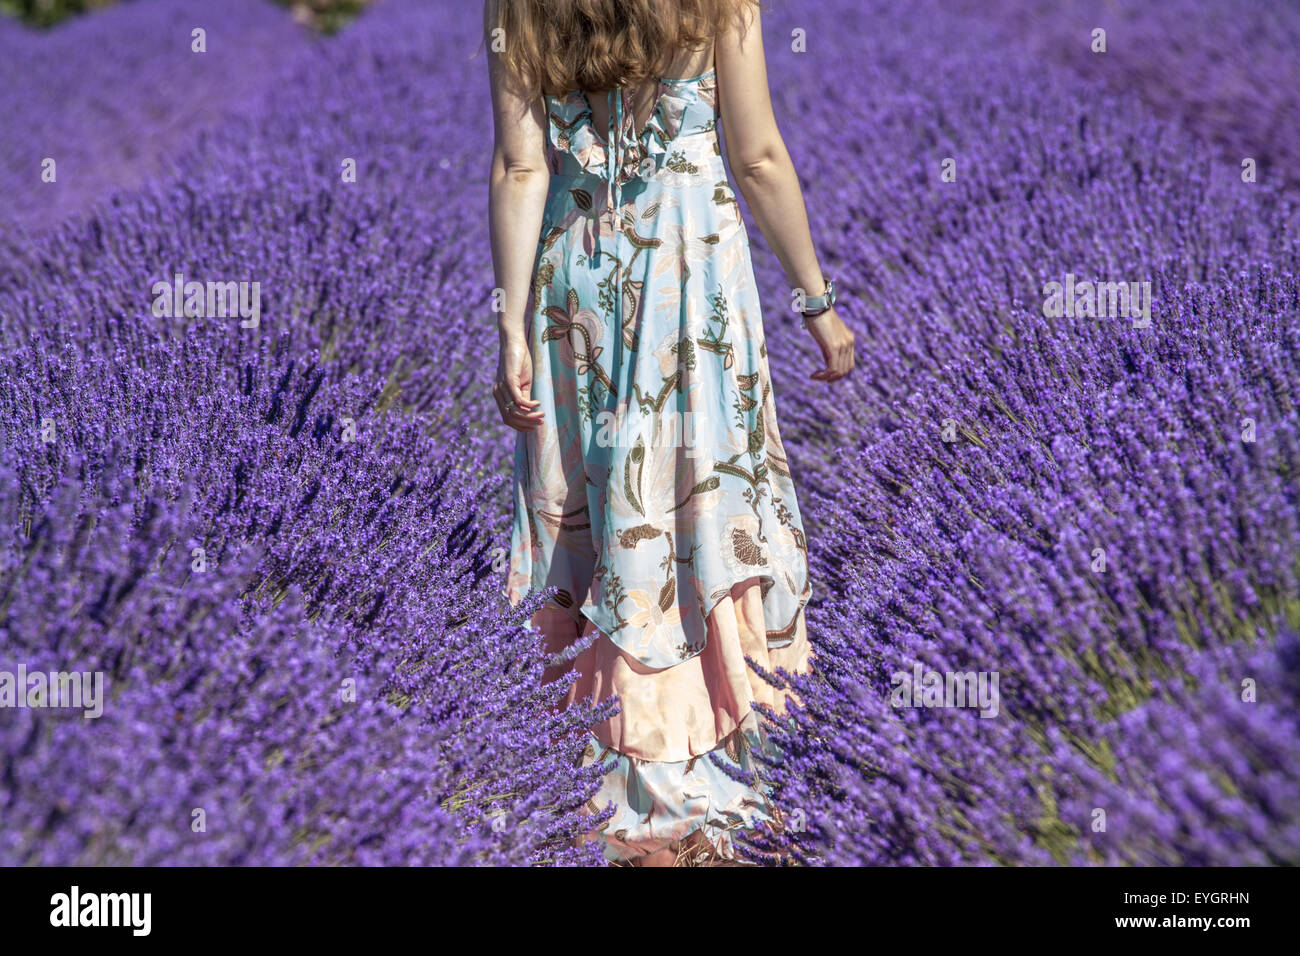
486,0,759,98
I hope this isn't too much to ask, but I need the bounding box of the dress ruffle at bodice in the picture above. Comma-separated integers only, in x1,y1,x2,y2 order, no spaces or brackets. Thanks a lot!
545,72,719,184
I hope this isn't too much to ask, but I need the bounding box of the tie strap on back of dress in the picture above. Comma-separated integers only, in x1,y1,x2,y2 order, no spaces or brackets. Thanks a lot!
602,85,649,356
602,86,652,235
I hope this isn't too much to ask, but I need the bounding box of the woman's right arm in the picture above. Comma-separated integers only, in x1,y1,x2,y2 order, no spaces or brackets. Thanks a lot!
484,0,548,430
716,2,855,382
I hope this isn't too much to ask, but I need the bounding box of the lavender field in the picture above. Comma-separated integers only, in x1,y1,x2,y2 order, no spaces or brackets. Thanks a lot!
1,0,1297,866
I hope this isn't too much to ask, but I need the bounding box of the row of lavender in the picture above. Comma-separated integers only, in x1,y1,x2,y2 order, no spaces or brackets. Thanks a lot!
740,1,1300,863
0,0,611,865
0,0,312,232
1,0,1297,864
950,0,1300,193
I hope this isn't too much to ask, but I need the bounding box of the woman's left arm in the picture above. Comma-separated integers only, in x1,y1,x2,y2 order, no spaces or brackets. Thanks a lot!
484,0,548,430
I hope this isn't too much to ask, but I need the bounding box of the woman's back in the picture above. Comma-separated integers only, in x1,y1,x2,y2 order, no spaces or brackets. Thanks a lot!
579,46,715,136
484,0,853,866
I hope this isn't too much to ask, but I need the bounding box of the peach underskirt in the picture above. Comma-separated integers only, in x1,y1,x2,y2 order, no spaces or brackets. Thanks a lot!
534,577,814,764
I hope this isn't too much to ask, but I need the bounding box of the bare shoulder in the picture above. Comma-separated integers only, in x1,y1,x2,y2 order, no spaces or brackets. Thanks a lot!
714,2,779,163
716,0,763,63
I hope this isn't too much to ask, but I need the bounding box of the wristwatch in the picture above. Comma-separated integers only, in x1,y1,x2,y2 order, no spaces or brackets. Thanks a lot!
797,276,836,325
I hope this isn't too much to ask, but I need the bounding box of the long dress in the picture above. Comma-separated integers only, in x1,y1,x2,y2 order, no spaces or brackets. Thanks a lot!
506,67,814,863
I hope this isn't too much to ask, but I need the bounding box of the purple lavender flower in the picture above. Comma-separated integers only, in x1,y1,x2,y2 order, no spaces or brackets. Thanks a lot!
1,0,1297,866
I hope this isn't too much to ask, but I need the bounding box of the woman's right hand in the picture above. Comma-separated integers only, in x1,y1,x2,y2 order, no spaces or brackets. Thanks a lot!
494,335,544,431
805,306,855,382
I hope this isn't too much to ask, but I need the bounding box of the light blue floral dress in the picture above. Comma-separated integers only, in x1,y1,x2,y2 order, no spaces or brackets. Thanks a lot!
507,69,814,863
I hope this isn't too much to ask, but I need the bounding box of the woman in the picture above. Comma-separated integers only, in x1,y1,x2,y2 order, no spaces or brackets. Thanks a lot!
485,0,854,866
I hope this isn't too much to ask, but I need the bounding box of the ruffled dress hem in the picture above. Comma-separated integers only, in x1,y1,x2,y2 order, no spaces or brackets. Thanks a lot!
578,711,792,864
536,577,812,765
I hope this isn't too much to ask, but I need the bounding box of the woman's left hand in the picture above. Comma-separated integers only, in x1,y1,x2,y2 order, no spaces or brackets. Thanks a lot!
494,337,544,431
